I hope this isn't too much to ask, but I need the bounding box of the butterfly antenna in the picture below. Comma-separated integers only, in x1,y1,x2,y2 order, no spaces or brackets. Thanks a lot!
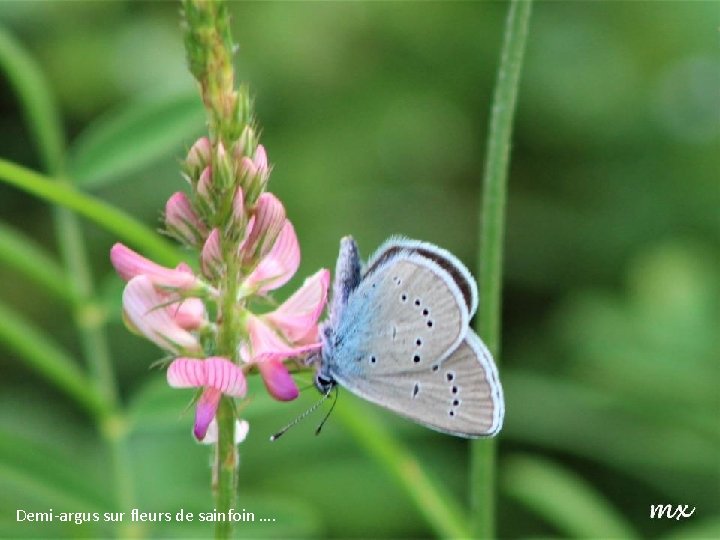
270,390,332,442
314,386,339,436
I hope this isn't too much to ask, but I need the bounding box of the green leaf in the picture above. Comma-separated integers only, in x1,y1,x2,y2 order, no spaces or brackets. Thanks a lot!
0,27,65,174
502,454,638,538
0,221,76,303
333,397,470,538
0,299,107,418
0,427,111,513
0,159,182,267
68,93,205,188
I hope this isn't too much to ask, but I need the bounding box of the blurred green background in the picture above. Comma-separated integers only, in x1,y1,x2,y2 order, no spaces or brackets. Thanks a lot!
0,2,718,538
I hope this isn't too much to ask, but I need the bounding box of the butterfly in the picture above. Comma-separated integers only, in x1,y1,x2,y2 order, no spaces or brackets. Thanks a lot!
311,236,504,438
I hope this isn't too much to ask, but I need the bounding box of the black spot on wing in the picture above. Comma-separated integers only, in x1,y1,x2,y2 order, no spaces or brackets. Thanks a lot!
364,244,473,313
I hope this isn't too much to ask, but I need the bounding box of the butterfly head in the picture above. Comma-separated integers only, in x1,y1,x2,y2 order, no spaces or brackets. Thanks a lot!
313,367,336,395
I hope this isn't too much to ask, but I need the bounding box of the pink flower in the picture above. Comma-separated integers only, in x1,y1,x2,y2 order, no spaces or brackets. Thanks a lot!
196,165,213,206
242,220,300,294
242,269,329,400
167,357,247,440
168,297,206,331
240,144,269,184
165,192,207,246
122,276,202,355
231,187,246,230
110,243,201,291
241,192,286,262
201,229,223,279
264,269,330,342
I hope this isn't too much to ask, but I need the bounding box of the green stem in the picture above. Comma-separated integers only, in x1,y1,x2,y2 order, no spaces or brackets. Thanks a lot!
336,403,470,538
213,254,242,539
0,299,109,418
471,1,532,538
214,397,237,540
0,158,182,267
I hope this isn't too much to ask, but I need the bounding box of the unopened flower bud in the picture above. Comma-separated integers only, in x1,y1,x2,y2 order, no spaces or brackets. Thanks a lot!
196,166,214,211
165,192,207,247
240,145,271,202
214,142,234,190
186,136,212,175
234,125,257,161
201,228,223,280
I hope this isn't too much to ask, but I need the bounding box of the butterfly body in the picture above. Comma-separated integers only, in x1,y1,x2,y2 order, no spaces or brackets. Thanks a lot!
314,236,504,438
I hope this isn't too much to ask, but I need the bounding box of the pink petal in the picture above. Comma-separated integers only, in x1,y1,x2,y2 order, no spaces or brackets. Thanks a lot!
232,186,246,227
197,166,213,201
201,228,223,279
122,276,201,354
110,244,198,289
167,357,247,396
165,192,206,245
194,387,222,440
243,220,300,293
246,316,321,364
264,269,330,342
176,262,193,274
168,297,206,330
242,193,286,262
258,359,298,401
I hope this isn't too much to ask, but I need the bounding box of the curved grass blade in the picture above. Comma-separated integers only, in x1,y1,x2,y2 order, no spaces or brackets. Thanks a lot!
502,454,638,538
0,221,76,304
0,159,182,267
68,93,205,189
334,398,470,538
0,300,107,418
0,28,64,173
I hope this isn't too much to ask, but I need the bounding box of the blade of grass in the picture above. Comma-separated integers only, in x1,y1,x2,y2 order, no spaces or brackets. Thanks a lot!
0,221,76,303
0,159,182,267
68,93,205,188
502,454,638,538
0,27,120,407
0,429,112,512
335,400,470,538
0,28,65,173
1,30,145,520
0,300,108,418
472,1,532,537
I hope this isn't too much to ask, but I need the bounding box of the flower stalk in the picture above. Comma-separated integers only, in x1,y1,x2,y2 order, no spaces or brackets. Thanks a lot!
110,2,329,539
